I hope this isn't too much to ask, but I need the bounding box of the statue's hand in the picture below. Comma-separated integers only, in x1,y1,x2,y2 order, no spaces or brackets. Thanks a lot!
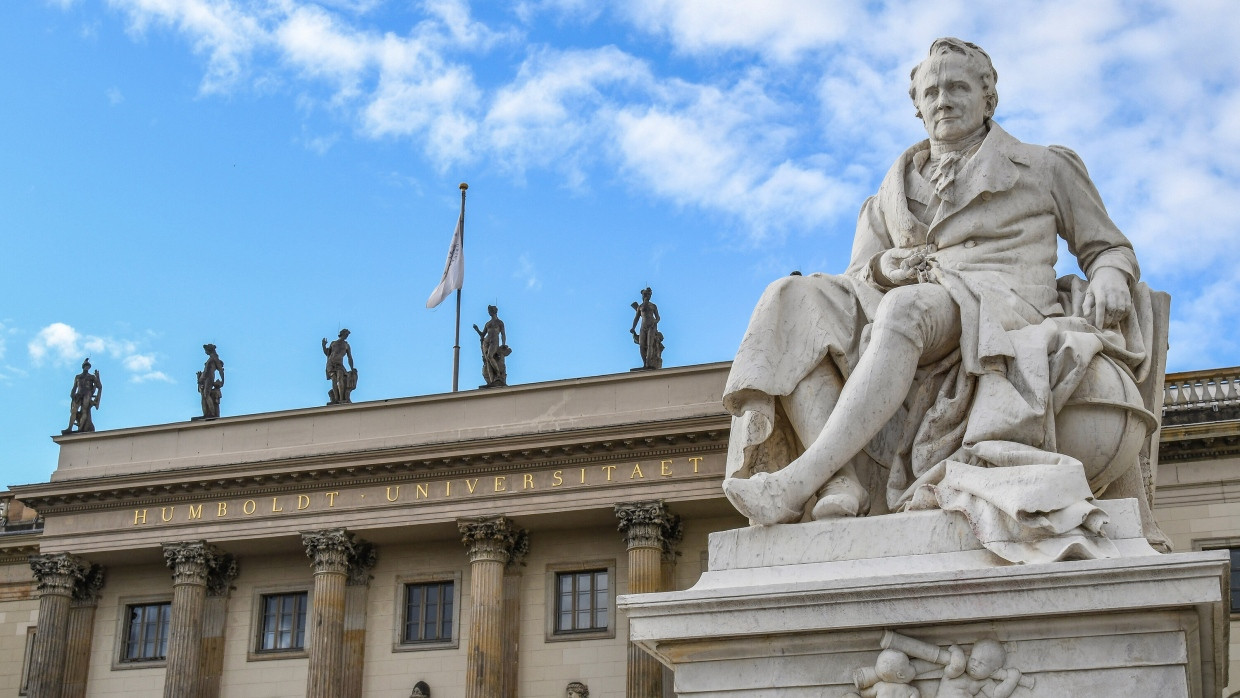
1083,266,1132,329
878,248,926,286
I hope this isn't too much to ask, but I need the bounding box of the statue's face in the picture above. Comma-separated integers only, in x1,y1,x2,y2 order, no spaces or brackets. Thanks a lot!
913,52,988,143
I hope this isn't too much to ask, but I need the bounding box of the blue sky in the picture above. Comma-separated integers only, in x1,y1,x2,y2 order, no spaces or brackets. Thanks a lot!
2,0,1238,487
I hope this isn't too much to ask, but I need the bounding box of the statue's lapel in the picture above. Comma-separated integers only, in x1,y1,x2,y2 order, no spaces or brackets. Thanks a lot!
881,141,932,247
931,122,1022,229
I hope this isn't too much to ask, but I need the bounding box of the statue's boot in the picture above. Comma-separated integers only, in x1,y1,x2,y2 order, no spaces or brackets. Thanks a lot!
722,471,804,525
811,472,868,519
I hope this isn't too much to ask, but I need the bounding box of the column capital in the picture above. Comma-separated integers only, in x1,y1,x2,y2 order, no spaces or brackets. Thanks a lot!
458,516,523,565
206,552,239,597
71,563,107,607
162,541,226,587
302,528,355,575
346,540,378,587
615,500,678,551
29,553,90,598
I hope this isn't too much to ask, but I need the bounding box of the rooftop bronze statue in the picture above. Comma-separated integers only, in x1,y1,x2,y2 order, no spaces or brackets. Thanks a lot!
64,359,102,434
722,38,1169,563
196,343,225,419
630,287,663,370
322,329,356,405
473,305,511,388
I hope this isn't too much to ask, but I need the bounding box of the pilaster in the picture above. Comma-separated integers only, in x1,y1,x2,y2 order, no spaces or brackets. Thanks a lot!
62,564,106,698
342,541,378,698
199,552,239,698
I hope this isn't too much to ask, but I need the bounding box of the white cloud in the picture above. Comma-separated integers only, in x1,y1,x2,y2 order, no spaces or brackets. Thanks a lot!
106,86,124,105
514,253,540,290
108,0,267,94
28,323,171,382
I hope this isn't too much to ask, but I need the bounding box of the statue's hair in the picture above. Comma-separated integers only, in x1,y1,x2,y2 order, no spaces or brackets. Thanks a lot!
487,304,498,313
908,38,999,120
566,681,589,697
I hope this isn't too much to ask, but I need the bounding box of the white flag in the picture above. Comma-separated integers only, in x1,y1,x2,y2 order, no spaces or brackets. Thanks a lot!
426,214,464,308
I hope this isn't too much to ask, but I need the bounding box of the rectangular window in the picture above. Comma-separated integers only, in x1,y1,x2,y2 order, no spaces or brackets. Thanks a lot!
403,580,454,644
122,602,171,662
19,627,35,695
555,569,609,633
257,592,308,652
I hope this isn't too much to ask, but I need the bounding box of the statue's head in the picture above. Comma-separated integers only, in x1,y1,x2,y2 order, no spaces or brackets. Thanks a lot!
641,287,653,300
409,680,430,697
965,639,1006,679
339,329,350,338
488,304,498,316
874,649,916,683
908,38,998,143
203,343,217,354
566,681,589,698
81,359,91,370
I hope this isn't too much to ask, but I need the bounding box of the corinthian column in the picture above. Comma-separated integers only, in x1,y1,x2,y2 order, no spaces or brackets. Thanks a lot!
26,553,88,698
458,516,525,698
302,528,355,698
500,531,529,698
63,564,106,698
615,501,678,698
342,541,378,698
162,541,227,698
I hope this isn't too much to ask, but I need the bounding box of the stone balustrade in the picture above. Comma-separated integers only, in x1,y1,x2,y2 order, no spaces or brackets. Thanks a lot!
1163,367,1240,414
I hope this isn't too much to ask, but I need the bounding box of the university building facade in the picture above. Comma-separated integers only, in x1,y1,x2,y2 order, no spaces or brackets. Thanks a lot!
0,362,1237,697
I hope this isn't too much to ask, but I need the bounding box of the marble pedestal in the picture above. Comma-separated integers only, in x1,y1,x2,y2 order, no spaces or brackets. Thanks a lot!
619,499,1229,697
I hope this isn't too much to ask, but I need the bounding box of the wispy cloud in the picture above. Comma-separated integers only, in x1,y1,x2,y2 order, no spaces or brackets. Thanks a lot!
28,322,171,383
513,253,540,290
106,86,124,105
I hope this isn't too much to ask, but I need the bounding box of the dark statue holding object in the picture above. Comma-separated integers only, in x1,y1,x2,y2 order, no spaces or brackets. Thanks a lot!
64,359,102,434
473,305,511,388
195,343,225,420
322,329,357,405
630,287,663,370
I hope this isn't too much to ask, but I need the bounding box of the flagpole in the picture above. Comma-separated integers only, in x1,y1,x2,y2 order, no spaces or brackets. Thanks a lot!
452,182,467,392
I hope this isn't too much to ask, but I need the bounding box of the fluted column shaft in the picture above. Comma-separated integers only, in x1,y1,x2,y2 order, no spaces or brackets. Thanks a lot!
302,529,354,698
616,501,680,698
162,542,226,698
459,516,525,698
62,564,106,698
26,554,88,698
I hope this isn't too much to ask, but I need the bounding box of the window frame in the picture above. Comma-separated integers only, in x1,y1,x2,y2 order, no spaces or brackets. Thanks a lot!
392,571,462,652
544,560,616,642
111,595,173,671
18,626,35,694
247,585,312,662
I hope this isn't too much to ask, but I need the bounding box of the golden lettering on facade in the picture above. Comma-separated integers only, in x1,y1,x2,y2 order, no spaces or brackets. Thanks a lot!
114,455,714,529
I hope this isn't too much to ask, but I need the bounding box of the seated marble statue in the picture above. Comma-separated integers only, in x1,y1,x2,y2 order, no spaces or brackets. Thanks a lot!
723,38,1167,564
